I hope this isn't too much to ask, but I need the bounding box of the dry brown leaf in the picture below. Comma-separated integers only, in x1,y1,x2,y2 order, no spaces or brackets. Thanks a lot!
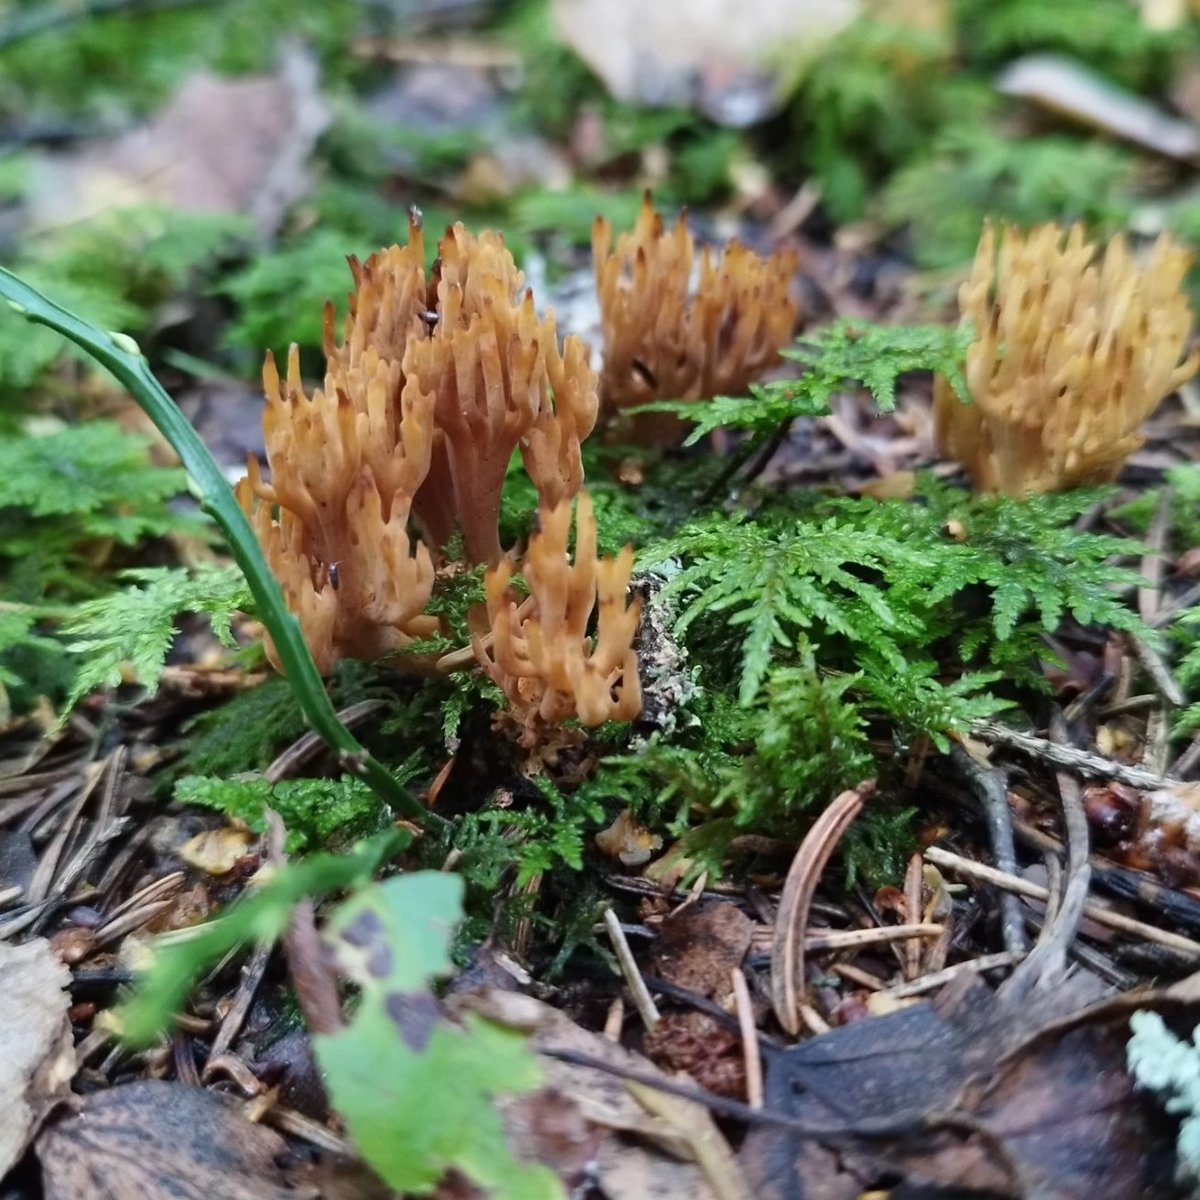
37,1081,316,1200
550,0,858,125
0,938,74,1176
32,46,330,236
453,989,725,1198
648,901,754,999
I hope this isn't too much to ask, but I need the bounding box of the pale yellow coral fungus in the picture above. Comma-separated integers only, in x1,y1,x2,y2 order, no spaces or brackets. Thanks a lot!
593,191,799,441
472,492,642,743
935,221,1199,496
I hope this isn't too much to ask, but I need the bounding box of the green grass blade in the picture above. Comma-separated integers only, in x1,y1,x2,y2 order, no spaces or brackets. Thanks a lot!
0,267,441,828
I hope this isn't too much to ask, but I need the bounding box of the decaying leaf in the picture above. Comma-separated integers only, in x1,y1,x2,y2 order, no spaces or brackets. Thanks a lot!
178,826,255,876
456,988,735,1200
32,46,330,237
550,0,858,125
649,900,754,998
36,1080,314,1200
740,970,1191,1199
0,938,74,1177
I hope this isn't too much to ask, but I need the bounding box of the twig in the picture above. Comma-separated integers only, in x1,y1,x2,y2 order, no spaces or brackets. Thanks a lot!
751,922,943,953
541,1046,983,1143
925,845,1200,959
883,952,1024,1000
700,418,793,505
950,745,1027,956
1014,817,1200,934
604,907,660,1030
1015,711,1091,985
1138,485,1172,623
265,701,386,783
1150,578,1200,629
202,941,273,1073
1130,631,1186,707
771,783,872,1035
731,969,763,1109
903,852,924,979
967,721,1179,789
626,1080,758,1200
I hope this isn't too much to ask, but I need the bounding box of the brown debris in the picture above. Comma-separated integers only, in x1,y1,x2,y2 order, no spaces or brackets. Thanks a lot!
935,221,1199,495
472,491,642,742
592,192,799,441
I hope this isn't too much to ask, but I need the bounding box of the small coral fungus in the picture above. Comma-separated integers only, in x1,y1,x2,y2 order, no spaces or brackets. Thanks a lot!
404,224,598,566
472,492,642,743
592,192,799,440
935,221,1199,496
236,210,642,736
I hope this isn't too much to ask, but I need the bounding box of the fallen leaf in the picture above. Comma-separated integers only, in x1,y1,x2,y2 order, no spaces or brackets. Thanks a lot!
0,938,74,1177
36,1080,315,1200
740,970,1191,1198
458,989,727,1198
31,46,330,237
550,0,858,126
648,900,754,998
179,826,255,875
998,54,1200,161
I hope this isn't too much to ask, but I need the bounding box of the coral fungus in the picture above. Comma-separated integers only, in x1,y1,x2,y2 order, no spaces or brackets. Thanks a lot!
472,492,642,742
405,224,598,566
235,342,438,675
592,192,799,440
237,211,639,736
936,221,1199,496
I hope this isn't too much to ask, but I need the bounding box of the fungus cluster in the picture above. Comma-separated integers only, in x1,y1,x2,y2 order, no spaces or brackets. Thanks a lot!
472,492,641,744
593,192,800,441
935,221,1199,496
239,198,800,740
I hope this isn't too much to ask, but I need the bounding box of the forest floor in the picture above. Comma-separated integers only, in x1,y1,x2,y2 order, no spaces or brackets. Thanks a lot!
6,1,1200,1197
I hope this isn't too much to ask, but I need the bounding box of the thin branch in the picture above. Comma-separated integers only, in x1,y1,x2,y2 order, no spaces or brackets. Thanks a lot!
967,721,1179,790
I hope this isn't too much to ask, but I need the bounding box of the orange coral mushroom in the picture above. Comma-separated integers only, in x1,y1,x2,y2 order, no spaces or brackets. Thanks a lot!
472,491,642,742
936,221,1200,496
406,224,598,565
236,343,438,674
238,214,612,700
592,192,799,441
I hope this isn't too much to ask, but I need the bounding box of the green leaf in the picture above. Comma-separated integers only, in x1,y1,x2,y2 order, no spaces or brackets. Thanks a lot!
63,564,251,712
120,829,409,1046
316,874,562,1199
639,320,973,444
